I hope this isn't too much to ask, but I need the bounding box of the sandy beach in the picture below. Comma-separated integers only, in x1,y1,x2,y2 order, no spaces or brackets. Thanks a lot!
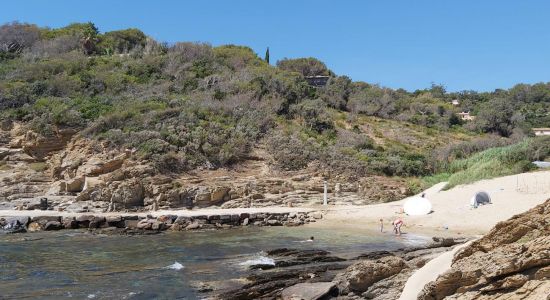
314,170,550,236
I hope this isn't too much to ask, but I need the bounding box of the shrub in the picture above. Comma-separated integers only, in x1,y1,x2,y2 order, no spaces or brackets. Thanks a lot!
276,57,332,76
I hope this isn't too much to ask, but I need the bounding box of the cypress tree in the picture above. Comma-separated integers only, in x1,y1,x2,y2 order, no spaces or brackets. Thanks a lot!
264,47,270,64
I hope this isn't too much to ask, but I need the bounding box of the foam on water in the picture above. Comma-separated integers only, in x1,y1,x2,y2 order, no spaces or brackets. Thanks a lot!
165,262,184,270
239,255,275,266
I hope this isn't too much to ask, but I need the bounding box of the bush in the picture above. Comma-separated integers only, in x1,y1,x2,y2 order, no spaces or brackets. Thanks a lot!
276,57,332,76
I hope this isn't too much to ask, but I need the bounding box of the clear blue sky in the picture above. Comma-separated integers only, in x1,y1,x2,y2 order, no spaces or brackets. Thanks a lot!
2,0,550,92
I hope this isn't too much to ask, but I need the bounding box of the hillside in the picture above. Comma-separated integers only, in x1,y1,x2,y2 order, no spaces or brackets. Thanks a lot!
1,22,550,211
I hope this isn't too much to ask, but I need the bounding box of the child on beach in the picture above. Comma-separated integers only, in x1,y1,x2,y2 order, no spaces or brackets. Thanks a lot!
393,218,404,235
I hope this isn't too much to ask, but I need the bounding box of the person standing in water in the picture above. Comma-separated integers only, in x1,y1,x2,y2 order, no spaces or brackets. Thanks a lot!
393,218,404,235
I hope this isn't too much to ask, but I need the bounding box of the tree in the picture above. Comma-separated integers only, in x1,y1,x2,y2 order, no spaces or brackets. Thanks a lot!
276,57,333,76
264,47,270,64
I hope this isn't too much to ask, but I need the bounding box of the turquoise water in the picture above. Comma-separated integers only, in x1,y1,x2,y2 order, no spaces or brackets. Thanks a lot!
0,226,429,299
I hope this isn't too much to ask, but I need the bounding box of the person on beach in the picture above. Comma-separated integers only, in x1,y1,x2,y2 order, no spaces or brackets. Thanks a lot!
393,218,404,235
379,218,384,232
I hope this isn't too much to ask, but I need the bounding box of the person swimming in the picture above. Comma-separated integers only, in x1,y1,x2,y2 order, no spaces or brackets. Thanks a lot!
393,218,404,235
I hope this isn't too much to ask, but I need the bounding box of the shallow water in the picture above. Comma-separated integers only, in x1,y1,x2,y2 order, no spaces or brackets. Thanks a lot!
0,226,429,299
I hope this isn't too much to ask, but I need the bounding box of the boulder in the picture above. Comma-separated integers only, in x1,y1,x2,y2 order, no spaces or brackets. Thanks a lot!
27,222,43,232
82,177,103,191
211,187,230,203
185,222,201,230
66,177,85,193
62,217,78,229
342,256,407,292
89,216,106,228
110,179,144,208
281,282,337,300
44,221,62,231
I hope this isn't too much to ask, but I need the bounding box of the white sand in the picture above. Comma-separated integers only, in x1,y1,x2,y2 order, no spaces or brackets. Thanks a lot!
318,170,550,235
398,241,473,300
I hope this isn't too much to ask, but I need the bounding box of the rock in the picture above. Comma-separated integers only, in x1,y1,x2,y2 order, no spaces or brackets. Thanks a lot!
342,256,407,292
151,221,165,231
76,215,94,228
89,216,106,228
27,222,42,232
4,216,30,228
31,216,61,223
66,177,85,193
267,219,282,226
310,212,323,219
136,219,152,230
211,187,230,203
110,179,144,208
44,221,62,231
82,177,103,191
281,282,337,300
47,181,67,195
185,222,201,230
62,217,78,229
418,199,550,300
242,218,249,226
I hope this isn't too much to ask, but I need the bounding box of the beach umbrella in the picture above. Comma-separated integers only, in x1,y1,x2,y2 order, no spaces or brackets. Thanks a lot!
403,196,432,216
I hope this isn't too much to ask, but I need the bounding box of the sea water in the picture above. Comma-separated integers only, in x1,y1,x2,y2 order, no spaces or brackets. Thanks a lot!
0,226,429,299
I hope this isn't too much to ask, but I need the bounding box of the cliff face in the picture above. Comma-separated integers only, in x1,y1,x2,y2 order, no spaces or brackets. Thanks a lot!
0,123,411,212
419,199,550,300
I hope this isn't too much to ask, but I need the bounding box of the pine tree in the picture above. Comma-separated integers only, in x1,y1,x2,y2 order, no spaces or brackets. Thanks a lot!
264,47,270,64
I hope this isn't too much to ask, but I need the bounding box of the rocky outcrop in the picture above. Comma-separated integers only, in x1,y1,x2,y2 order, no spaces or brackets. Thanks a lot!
21,129,76,160
418,199,550,300
340,256,408,293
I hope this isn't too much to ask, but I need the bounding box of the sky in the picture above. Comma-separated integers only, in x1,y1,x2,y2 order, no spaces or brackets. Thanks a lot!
2,0,550,92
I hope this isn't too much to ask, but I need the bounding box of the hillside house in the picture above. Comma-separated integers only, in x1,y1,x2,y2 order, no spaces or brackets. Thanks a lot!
458,111,475,121
305,75,330,87
451,99,460,106
532,128,550,136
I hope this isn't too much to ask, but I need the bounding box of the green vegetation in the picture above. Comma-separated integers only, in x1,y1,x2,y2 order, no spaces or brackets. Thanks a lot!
422,136,550,189
1,21,549,181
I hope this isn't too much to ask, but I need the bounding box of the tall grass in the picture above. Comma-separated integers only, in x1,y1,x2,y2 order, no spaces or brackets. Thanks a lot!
443,140,536,189
416,137,550,190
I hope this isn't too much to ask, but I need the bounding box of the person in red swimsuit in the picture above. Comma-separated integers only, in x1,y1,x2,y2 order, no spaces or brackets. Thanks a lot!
393,218,404,235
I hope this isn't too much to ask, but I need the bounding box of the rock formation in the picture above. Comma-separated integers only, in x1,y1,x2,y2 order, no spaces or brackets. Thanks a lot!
418,199,550,299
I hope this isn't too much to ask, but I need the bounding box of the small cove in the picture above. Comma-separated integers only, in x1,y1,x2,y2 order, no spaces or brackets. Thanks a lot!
0,226,430,299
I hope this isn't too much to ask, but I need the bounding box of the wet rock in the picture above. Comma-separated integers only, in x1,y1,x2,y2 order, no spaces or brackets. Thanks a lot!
267,219,282,226
281,282,338,300
185,222,201,230
62,217,78,229
44,220,62,231
27,222,42,232
76,215,94,228
88,216,106,228
136,219,152,230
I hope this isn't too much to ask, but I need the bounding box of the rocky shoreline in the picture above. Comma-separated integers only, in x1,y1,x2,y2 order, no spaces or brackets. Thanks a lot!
0,210,323,234
212,237,469,300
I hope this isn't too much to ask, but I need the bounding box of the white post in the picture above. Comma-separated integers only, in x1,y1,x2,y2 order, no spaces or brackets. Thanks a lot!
323,180,328,205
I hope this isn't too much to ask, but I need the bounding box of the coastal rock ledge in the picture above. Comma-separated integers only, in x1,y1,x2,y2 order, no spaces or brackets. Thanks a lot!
0,211,318,234
418,199,550,300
